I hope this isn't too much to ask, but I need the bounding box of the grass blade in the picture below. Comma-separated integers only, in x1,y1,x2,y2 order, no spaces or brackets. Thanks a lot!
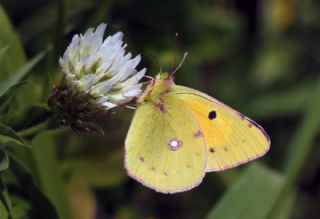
205,164,284,219
0,124,27,148
0,148,9,171
0,201,8,219
0,50,46,97
0,6,26,79
282,79,320,185
31,132,72,219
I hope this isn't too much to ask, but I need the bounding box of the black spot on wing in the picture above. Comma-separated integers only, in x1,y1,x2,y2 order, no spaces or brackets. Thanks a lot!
208,111,217,120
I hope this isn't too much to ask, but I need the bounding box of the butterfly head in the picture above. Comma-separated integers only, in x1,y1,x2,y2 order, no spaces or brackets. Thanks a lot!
136,52,188,104
137,72,174,104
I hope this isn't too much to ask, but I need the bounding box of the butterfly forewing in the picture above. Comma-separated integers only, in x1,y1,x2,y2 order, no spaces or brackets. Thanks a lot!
125,93,207,193
173,85,270,172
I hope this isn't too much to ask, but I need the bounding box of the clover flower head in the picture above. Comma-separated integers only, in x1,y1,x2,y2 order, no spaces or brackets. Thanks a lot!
59,23,146,109
49,23,146,133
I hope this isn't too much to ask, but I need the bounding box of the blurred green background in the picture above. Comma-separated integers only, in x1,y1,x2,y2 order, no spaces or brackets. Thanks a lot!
0,0,319,219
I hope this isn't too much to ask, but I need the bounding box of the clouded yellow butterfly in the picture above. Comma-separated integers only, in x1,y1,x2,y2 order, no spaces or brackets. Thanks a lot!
125,68,270,194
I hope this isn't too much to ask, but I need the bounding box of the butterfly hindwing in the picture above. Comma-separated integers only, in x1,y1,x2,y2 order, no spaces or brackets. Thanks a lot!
125,93,207,193
173,85,270,172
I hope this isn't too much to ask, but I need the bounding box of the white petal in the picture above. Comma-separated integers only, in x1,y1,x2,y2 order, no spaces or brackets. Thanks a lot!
59,23,146,109
95,23,107,37
115,69,145,89
102,102,117,109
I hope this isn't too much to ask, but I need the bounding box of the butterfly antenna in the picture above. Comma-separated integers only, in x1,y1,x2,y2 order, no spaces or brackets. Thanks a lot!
169,33,179,73
171,52,188,75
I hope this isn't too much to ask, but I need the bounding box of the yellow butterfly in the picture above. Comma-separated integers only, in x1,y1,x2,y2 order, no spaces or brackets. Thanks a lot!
125,64,270,194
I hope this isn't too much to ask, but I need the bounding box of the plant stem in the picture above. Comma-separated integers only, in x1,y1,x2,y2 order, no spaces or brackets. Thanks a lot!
17,122,48,138
53,0,68,62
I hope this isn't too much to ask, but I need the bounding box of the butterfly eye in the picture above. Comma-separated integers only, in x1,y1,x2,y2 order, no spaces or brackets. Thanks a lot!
208,111,217,120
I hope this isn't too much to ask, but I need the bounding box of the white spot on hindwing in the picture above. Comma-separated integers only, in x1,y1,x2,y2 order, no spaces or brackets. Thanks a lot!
168,138,182,151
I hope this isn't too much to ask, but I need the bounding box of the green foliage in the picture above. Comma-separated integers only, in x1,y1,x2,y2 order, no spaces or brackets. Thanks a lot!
0,148,9,171
0,123,26,146
61,149,126,188
0,50,46,97
31,132,72,219
283,79,320,184
0,0,319,218
0,6,26,79
205,164,284,219
0,201,8,219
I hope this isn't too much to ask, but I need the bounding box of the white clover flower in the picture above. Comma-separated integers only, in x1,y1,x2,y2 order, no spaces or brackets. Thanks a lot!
48,23,146,133
59,23,146,109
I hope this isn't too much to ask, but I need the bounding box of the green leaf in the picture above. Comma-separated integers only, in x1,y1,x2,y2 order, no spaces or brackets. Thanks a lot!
0,7,48,109
252,41,297,86
10,196,31,219
6,105,52,134
244,81,316,118
0,174,12,218
205,164,284,219
0,148,9,171
0,201,8,219
0,6,26,80
4,146,33,175
6,152,59,219
62,149,126,188
0,50,46,97
268,190,296,219
32,132,72,219
283,78,320,185
0,46,9,65
0,124,27,147
66,179,96,219
267,79,320,219
0,81,29,117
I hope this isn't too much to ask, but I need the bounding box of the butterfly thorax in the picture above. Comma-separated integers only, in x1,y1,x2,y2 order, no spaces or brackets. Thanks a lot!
137,72,174,104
